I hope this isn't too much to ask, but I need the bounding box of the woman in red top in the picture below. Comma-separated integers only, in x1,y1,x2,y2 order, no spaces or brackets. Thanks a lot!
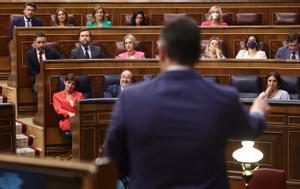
200,6,227,27
53,73,84,132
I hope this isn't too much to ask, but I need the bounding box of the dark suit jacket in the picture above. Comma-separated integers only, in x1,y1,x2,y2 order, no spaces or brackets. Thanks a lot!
8,16,43,40
26,47,62,76
70,45,104,59
104,70,266,189
275,46,300,59
104,84,121,98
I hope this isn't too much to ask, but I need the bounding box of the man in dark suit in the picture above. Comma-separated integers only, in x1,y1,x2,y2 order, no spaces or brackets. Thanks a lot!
8,2,43,40
104,16,269,189
104,70,133,98
275,33,300,60
70,29,104,59
26,32,62,92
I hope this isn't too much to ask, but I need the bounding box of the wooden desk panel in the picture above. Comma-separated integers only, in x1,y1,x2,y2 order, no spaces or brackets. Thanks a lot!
72,98,300,189
33,59,300,157
0,103,15,153
9,26,300,116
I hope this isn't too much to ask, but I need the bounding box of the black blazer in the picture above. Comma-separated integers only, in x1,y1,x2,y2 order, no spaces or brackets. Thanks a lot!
26,47,62,76
8,16,43,40
104,84,121,98
70,45,104,59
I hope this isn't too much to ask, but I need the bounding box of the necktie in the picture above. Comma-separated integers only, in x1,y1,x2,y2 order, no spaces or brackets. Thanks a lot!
26,19,32,27
291,52,296,60
39,51,43,63
85,47,90,59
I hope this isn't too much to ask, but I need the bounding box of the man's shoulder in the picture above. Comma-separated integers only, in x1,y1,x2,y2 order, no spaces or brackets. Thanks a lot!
277,45,288,52
107,84,119,90
26,48,35,56
71,46,80,52
32,17,43,25
91,45,101,50
11,16,23,25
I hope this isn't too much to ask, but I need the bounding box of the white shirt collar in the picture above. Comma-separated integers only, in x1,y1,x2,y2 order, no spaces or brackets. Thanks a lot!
166,64,192,71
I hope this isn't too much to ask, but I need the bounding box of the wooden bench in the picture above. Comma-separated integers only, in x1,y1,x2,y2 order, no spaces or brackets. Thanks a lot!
0,153,118,189
0,103,15,153
71,97,300,189
33,59,300,155
9,26,300,116
0,0,299,79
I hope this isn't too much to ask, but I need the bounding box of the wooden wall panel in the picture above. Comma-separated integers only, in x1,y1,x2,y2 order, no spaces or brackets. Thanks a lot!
0,103,15,153
71,98,300,189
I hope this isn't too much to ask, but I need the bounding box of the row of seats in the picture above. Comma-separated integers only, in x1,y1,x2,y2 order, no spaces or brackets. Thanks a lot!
210,75,300,99
56,74,300,100
45,38,285,59
11,12,300,26
56,74,155,98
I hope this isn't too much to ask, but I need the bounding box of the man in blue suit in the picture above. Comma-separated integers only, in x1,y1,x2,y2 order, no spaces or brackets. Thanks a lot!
104,16,269,189
26,32,62,92
275,33,300,60
8,2,43,40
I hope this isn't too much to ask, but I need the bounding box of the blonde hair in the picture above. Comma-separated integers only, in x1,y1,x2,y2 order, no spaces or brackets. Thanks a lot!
207,6,223,22
204,37,223,56
123,34,137,48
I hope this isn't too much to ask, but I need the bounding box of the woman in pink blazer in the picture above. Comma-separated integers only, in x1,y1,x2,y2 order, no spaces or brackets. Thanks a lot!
116,34,145,59
53,73,84,132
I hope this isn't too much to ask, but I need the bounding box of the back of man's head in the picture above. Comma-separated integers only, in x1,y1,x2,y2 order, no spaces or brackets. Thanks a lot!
160,16,200,66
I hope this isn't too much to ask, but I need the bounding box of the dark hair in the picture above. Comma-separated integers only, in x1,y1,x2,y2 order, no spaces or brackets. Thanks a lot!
24,2,36,10
92,5,106,21
130,10,146,26
287,33,300,43
79,28,91,37
55,8,70,25
160,16,200,66
245,34,260,50
64,73,77,84
34,32,45,40
267,72,283,89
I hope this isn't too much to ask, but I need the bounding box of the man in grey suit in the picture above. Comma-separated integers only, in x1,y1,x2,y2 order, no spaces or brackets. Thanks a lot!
275,33,300,60
70,28,104,59
104,16,270,189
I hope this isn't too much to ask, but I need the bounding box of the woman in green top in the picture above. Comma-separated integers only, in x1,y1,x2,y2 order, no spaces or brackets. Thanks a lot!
86,5,112,27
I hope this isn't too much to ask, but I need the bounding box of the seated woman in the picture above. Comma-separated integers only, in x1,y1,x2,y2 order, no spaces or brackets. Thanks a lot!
130,10,146,26
116,34,145,59
201,37,225,59
53,73,84,135
258,72,290,100
86,5,112,27
53,8,73,27
201,6,227,26
236,34,267,59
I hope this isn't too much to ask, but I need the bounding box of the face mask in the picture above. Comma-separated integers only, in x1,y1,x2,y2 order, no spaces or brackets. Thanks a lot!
211,13,219,20
247,41,257,49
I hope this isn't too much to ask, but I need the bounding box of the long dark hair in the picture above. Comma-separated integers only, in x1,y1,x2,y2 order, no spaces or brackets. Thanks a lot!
267,72,283,89
130,10,146,26
245,34,260,51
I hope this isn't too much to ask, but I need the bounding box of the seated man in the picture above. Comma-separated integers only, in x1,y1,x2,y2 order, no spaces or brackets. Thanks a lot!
8,2,43,40
275,33,300,60
26,32,62,92
71,28,104,59
104,70,133,98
